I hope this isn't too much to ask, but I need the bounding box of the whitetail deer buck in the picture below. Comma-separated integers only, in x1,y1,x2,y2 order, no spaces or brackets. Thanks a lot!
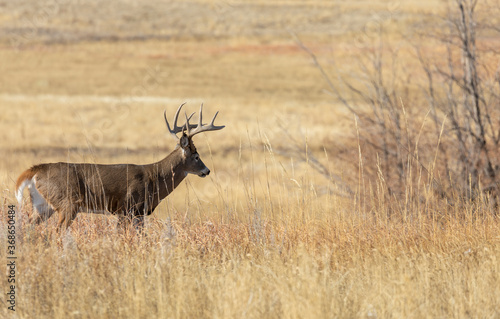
15,103,224,231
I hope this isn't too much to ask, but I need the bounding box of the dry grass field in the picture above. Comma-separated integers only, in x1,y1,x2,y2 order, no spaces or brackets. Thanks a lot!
1,0,500,318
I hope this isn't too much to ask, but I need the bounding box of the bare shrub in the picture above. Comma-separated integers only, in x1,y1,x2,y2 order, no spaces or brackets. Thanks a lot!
416,0,500,199
295,0,499,211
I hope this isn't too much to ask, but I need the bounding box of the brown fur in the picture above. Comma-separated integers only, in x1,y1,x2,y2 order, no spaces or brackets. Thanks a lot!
15,167,37,190
16,134,210,231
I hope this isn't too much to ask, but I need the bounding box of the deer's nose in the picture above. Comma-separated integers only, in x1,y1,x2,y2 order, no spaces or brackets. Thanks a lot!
199,168,210,178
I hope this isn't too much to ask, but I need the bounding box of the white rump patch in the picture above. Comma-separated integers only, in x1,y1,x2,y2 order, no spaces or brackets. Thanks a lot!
16,179,30,204
18,176,55,218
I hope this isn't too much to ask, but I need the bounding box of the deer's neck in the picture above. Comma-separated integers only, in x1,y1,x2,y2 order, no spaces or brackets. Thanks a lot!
147,147,187,200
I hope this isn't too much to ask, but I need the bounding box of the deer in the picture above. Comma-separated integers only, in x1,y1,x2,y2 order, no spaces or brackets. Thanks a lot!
15,103,224,232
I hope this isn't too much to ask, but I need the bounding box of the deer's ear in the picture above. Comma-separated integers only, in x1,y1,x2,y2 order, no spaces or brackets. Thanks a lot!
180,135,189,149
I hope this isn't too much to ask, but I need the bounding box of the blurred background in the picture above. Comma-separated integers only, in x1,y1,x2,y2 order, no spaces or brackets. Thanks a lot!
1,0,499,213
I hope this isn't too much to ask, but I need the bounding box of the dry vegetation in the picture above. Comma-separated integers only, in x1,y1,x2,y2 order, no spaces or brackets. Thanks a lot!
1,0,499,318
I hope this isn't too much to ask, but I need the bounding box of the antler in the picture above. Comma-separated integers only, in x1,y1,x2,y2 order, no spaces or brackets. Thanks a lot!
165,103,225,140
184,104,225,138
164,103,196,140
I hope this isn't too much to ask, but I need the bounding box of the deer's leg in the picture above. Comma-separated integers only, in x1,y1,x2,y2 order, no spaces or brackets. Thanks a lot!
117,211,145,235
57,206,79,231
133,214,145,232
116,214,132,230
32,206,55,224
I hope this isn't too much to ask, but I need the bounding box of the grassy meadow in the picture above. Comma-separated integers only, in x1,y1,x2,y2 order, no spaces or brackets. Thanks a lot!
1,1,499,318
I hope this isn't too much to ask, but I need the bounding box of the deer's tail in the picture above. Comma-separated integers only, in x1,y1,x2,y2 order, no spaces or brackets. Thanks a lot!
15,168,37,206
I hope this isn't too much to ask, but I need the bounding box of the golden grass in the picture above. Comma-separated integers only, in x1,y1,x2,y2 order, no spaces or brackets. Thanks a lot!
2,170,499,318
1,0,500,318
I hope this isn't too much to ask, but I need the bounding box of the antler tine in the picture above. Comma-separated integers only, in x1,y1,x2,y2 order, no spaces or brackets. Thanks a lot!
164,103,197,140
187,104,225,138
210,111,220,126
184,111,195,135
198,103,203,128
164,109,179,140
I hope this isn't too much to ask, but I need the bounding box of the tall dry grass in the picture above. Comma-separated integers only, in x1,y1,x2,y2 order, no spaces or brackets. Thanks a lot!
1,137,499,318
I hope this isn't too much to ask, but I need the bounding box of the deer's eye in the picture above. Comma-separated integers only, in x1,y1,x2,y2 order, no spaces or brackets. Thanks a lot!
194,154,200,161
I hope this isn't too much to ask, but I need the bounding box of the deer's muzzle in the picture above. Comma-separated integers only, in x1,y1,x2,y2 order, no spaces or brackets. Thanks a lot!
198,168,210,178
